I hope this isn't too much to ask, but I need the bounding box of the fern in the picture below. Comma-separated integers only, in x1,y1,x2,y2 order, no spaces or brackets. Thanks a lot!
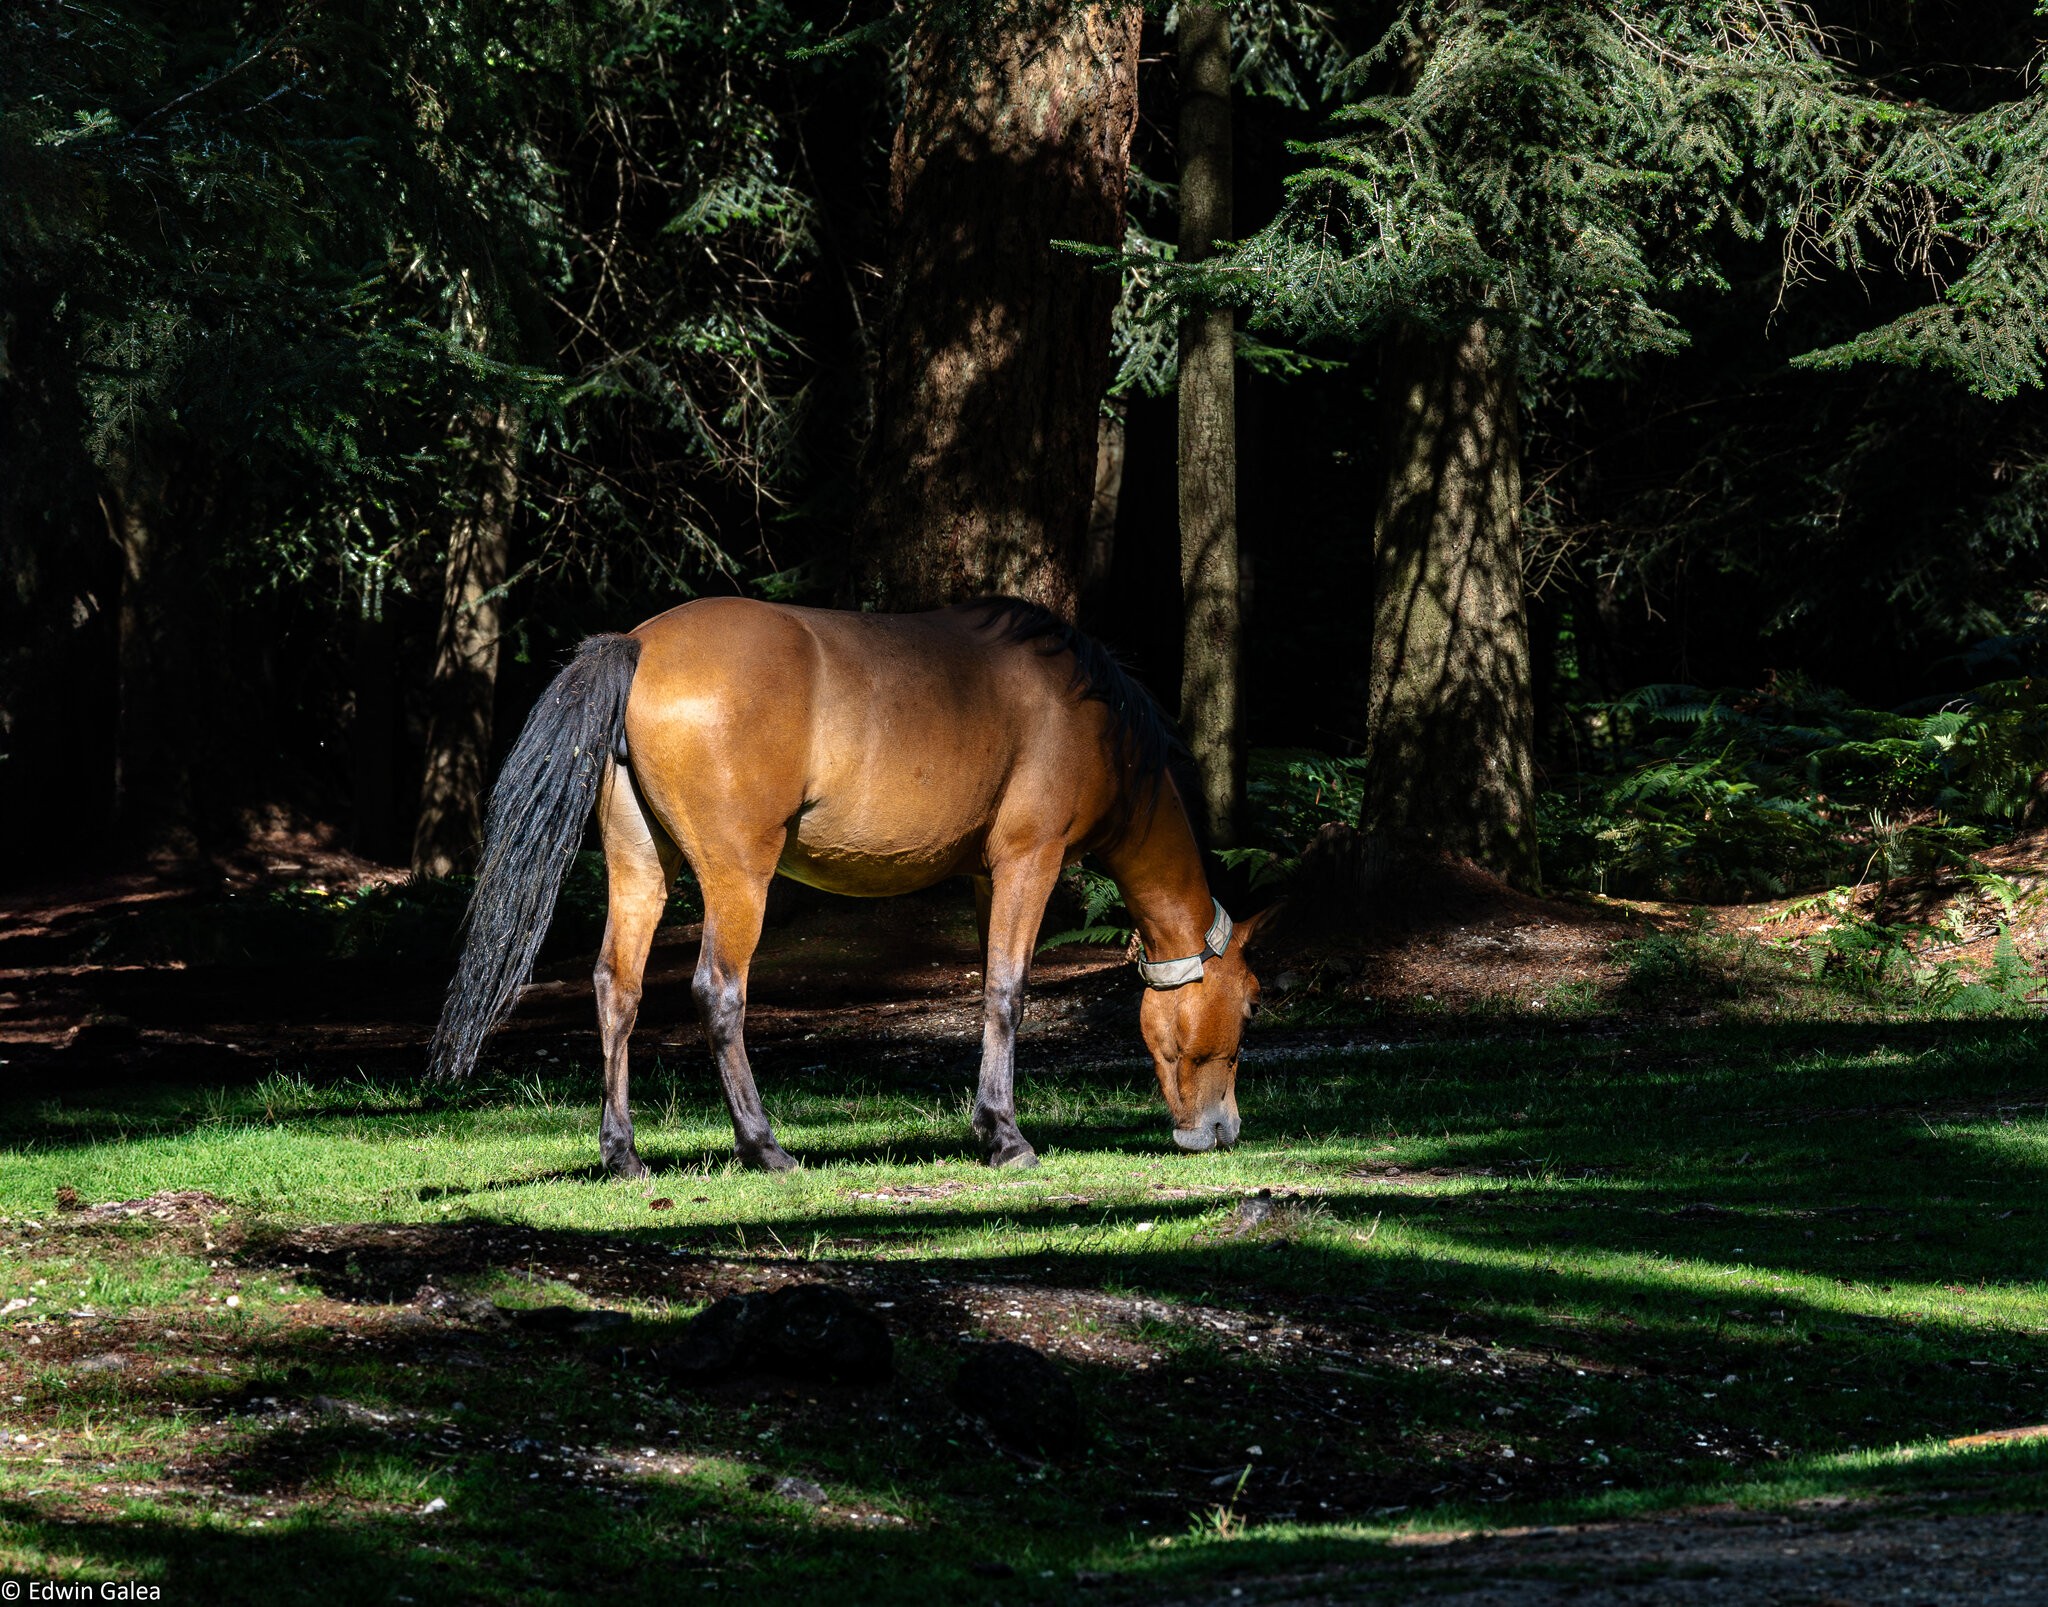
1037,866,1135,953
1540,673,2048,902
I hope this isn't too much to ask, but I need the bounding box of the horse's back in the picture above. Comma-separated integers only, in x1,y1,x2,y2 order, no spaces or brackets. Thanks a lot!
621,599,1116,888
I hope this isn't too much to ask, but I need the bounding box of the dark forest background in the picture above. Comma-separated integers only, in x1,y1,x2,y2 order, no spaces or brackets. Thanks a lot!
3,0,2044,906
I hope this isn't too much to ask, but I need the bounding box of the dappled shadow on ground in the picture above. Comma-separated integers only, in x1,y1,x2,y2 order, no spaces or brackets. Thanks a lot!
9,1174,2048,1603
5,1016,2048,1599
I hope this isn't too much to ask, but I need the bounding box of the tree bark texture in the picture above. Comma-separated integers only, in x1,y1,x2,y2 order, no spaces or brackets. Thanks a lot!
1081,398,1126,621
859,0,1142,618
1175,1,1240,847
412,402,521,877
1361,319,1539,887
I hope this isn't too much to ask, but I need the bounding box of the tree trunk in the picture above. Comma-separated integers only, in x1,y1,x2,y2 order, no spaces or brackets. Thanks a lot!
1359,319,1539,887
1175,1,1240,847
859,0,1142,618
109,443,199,859
352,606,397,863
412,402,521,877
1080,399,1127,622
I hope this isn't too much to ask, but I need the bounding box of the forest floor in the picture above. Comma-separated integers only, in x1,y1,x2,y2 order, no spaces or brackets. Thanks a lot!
2,847,2046,1602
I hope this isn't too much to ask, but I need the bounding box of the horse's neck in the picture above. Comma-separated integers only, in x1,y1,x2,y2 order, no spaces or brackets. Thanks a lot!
1099,781,1214,961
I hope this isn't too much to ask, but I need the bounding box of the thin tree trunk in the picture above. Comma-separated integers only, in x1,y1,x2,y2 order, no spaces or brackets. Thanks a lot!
1081,399,1127,621
352,606,396,862
859,0,1142,618
412,402,521,877
1176,1,1240,847
1359,318,1539,887
109,443,198,858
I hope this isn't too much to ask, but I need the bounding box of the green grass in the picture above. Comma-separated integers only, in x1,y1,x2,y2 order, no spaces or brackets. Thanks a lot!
4,1018,2048,1602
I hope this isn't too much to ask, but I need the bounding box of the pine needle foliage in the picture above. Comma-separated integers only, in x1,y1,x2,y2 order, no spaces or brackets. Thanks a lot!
1161,2,2041,392
1795,82,2048,399
1,0,833,608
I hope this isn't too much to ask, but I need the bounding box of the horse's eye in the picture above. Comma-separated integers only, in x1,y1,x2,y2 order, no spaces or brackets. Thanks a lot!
1246,997,1262,1019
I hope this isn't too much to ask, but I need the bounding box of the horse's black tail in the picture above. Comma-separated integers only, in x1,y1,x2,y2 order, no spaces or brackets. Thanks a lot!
426,632,642,1083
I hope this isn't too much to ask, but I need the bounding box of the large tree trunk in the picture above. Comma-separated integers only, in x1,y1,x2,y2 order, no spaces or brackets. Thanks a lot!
412,402,521,877
859,0,1142,617
1359,319,1539,887
1175,1,1240,846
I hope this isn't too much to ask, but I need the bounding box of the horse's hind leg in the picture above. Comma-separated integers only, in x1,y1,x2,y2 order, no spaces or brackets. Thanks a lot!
595,761,680,1179
694,841,796,1172
972,849,1064,1169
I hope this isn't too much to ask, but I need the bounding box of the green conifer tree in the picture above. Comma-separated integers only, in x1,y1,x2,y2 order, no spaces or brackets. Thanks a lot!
1165,0,2046,887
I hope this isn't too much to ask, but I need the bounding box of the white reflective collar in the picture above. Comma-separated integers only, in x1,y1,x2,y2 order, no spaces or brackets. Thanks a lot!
1135,899,1233,989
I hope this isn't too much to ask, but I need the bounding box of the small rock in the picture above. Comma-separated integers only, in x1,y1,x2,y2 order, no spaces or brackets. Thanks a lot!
311,1396,390,1425
1235,1190,1275,1231
952,1340,1087,1459
73,1352,127,1374
420,1496,447,1516
748,1473,826,1506
413,1285,507,1327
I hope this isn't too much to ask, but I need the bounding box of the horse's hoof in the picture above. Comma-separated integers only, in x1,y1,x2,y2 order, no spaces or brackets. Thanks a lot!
987,1141,1039,1170
608,1153,651,1181
741,1143,798,1173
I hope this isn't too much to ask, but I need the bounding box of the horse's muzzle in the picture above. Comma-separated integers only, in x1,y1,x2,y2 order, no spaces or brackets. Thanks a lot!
1172,1110,1241,1153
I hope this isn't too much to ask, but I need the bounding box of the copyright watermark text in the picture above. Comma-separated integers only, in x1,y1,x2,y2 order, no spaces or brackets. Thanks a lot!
1,1584,162,1601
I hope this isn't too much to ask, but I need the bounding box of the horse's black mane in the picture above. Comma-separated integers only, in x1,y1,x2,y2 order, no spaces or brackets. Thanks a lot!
969,597,1177,786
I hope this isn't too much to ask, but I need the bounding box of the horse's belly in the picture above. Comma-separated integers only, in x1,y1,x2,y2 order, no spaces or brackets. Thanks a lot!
776,802,980,896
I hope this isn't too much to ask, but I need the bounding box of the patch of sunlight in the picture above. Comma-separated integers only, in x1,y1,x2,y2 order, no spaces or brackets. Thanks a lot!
1342,1221,2048,1330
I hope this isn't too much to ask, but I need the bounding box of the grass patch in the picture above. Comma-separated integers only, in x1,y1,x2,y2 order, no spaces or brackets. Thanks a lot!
3,1017,2047,1600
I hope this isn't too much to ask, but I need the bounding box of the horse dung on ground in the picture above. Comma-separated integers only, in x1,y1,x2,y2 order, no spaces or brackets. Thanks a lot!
426,597,1271,1173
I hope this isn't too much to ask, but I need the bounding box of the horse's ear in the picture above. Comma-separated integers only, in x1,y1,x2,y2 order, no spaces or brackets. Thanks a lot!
1235,901,1284,952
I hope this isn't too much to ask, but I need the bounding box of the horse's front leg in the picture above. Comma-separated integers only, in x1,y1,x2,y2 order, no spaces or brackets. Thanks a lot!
972,852,1063,1168
695,852,797,1172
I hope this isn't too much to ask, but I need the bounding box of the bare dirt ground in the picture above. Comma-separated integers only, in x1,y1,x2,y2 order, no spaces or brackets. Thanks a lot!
7,826,2041,1079
1166,1507,2048,1605
0,846,1648,1081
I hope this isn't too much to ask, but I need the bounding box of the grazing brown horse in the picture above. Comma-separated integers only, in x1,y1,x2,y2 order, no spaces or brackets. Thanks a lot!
428,597,1268,1175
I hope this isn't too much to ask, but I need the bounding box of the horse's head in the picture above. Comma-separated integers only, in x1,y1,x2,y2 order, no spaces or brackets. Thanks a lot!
1138,905,1275,1152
